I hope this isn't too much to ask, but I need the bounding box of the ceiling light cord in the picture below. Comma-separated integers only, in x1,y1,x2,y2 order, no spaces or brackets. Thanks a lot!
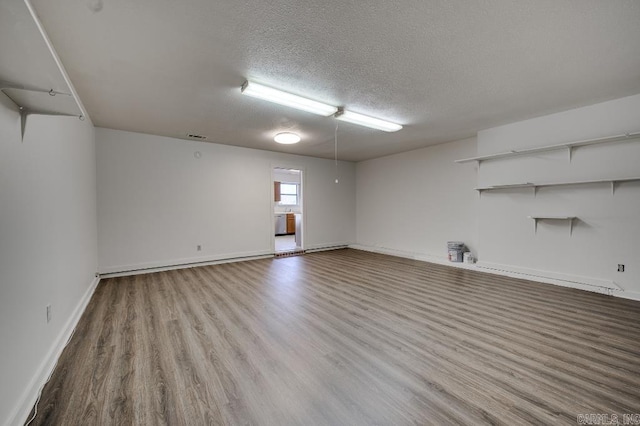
334,122,339,184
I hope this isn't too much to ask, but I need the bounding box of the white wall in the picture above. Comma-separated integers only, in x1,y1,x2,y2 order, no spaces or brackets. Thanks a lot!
96,128,356,273
354,93,640,301
0,94,98,425
477,94,640,298
354,138,478,262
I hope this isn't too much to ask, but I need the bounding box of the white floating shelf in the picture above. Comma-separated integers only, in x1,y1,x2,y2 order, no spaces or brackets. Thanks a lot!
456,131,640,164
475,183,535,193
475,177,640,195
528,216,577,235
1,87,79,116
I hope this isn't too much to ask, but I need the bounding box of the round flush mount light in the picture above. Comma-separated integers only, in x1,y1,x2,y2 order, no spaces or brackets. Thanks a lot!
274,132,301,144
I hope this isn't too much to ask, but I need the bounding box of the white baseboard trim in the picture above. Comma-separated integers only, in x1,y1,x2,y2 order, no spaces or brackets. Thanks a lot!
614,291,640,302
348,244,479,271
7,275,100,426
100,244,356,278
476,261,621,294
305,243,350,253
349,244,637,300
99,250,274,277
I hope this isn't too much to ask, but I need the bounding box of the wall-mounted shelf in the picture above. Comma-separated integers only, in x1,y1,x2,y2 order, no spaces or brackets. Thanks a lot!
1,85,83,140
475,183,535,194
528,216,577,235
476,177,640,196
456,131,640,165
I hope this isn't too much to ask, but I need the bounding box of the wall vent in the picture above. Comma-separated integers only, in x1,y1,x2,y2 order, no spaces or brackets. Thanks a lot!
187,133,207,140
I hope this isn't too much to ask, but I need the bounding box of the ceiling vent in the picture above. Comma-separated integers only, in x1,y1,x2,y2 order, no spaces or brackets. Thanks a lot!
187,133,207,140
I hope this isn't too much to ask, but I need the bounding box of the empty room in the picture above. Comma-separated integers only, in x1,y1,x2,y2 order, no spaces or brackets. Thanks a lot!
2,0,640,425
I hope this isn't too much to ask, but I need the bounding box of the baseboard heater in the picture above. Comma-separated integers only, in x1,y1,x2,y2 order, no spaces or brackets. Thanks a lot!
100,253,273,278
304,244,349,253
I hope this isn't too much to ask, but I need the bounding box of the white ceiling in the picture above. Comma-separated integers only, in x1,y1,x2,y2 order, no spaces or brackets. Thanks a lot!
19,0,640,161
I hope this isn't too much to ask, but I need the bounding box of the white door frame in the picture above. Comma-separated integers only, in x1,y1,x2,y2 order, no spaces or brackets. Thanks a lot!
270,163,305,253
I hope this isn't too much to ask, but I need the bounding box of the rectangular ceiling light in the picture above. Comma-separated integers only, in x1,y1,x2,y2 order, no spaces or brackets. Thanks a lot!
241,80,338,117
335,108,403,132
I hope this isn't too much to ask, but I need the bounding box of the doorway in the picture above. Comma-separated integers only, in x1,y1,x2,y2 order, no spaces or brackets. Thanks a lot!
273,167,303,254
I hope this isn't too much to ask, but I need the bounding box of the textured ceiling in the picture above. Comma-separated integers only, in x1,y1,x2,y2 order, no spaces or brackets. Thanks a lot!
26,0,640,161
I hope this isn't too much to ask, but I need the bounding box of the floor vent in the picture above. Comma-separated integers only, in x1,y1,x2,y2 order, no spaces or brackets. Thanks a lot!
274,250,305,258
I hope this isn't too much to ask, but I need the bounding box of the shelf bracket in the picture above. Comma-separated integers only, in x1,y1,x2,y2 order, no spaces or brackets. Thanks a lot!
20,108,27,141
611,181,616,196
1,86,83,141
15,108,81,141
528,216,576,236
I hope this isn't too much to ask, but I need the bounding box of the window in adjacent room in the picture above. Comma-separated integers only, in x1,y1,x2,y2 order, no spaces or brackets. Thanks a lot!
280,183,298,205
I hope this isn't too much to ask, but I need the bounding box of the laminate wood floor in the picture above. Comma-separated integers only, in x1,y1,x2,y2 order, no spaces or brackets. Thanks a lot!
28,249,640,425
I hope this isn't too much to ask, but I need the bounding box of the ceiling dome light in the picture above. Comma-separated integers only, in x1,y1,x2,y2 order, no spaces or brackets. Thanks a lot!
274,132,301,144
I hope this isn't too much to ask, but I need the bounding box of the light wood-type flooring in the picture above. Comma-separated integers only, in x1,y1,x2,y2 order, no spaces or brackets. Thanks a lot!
28,249,640,425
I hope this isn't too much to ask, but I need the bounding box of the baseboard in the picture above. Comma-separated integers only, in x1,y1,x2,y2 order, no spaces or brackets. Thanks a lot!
305,243,350,253
7,275,100,426
99,250,274,276
613,291,640,302
101,245,358,278
476,261,621,294
348,244,479,271
349,244,635,300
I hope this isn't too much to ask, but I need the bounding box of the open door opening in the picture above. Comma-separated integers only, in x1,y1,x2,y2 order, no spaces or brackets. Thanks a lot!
273,167,303,255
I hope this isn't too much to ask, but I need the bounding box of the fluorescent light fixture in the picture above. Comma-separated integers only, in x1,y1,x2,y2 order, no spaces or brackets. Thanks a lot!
241,81,337,116
274,132,301,144
334,108,402,132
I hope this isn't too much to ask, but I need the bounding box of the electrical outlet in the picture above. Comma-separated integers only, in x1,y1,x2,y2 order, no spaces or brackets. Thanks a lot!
46,305,51,323
618,264,625,272
197,245,202,251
